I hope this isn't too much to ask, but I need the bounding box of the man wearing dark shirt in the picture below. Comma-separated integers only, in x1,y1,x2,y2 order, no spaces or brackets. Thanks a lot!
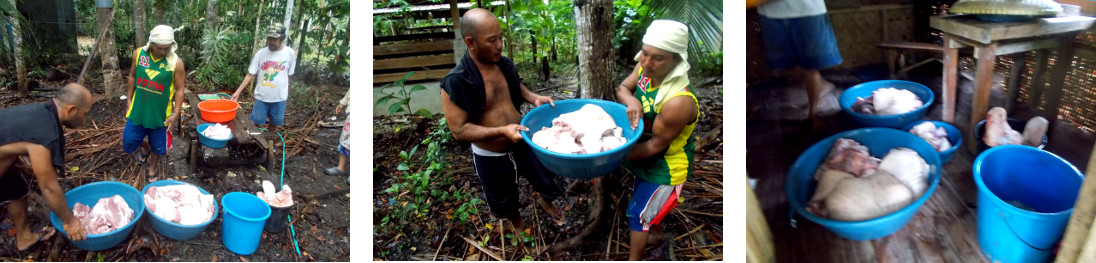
0,83,91,251
440,8,565,234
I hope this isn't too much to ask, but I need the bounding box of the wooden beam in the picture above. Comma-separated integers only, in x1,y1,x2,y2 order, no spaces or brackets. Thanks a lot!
968,42,997,153
374,69,451,84
993,38,1059,56
1056,136,1096,263
941,36,960,122
373,54,455,70
374,32,455,43
373,41,453,56
1005,53,1027,111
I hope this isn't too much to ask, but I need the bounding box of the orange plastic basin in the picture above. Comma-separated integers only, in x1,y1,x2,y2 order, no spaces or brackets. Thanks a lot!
197,99,238,123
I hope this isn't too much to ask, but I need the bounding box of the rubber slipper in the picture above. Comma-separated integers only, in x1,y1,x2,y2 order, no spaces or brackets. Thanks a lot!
147,173,159,183
16,226,55,252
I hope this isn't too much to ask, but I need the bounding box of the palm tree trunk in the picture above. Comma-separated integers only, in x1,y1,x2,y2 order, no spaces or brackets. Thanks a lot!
134,0,146,48
9,0,26,97
97,7,121,97
574,0,614,100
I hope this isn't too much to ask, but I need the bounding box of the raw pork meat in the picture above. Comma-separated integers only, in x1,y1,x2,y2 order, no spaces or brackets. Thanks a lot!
143,184,216,225
807,143,931,221
531,104,627,154
820,138,880,178
908,122,952,152
201,123,232,140
72,195,135,235
255,180,294,207
851,88,923,116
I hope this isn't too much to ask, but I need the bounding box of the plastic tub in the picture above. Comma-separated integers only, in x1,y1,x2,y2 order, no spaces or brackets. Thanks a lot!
974,145,1082,263
519,99,644,179
974,118,1048,153
221,192,271,255
786,128,941,241
198,99,239,123
141,180,218,241
49,181,144,251
839,80,935,128
197,123,233,149
900,120,963,164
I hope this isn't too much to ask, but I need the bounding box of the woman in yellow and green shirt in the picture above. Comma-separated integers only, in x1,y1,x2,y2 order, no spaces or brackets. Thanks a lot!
615,20,699,261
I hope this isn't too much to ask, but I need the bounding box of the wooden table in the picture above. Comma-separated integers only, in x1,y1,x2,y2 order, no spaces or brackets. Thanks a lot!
930,14,1096,153
185,93,276,175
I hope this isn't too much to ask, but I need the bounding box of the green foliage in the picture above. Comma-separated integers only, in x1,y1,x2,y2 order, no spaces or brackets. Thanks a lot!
378,118,486,236
191,25,253,91
375,72,431,116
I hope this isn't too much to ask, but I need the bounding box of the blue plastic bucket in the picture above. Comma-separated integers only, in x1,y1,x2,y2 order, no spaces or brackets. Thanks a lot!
900,120,963,164
519,99,644,179
49,181,144,251
839,80,935,128
141,180,218,241
973,145,1083,263
221,192,271,255
786,128,941,240
197,123,233,149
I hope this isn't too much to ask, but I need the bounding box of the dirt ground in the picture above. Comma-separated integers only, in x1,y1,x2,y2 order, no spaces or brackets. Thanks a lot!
0,77,350,261
372,72,724,260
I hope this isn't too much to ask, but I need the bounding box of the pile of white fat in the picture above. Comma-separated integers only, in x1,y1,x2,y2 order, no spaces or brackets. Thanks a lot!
531,104,627,154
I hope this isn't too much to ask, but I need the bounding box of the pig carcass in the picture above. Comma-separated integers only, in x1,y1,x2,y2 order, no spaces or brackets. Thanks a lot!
72,195,135,235
850,88,924,116
255,180,294,207
983,107,1049,147
808,146,931,221
531,104,627,154
908,122,952,152
143,184,216,225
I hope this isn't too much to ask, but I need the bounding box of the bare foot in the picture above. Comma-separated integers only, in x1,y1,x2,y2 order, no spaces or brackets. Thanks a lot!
538,197,566,226
16,227,55,251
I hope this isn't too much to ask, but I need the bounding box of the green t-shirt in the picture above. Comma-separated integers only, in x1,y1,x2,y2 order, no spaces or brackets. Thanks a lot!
126,48,176,129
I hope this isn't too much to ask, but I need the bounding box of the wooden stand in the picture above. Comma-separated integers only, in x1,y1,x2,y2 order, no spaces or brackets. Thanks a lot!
185,93,276,177
930,15,1096,153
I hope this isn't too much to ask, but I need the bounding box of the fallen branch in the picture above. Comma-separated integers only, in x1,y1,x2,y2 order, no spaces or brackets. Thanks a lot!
460,236,503,261
433,224,452,261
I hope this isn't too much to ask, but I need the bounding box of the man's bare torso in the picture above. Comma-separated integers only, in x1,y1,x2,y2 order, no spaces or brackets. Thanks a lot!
474,62,522,153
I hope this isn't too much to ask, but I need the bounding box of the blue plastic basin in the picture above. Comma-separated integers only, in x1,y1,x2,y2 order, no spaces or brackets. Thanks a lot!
520,99,644,179
974,145,1082,263
900,120,963,164
221,192,271,255
197,123,233,149
786,128,941,241
49,181,144,251
839,80,935,128
141,180,218,241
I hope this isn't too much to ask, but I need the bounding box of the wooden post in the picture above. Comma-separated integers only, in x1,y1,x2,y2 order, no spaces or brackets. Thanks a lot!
1028,50,1051,109
968,43,997,153
1055,140,1096,263
1041,34,1078,124
747,176,775,263
941,36,960,123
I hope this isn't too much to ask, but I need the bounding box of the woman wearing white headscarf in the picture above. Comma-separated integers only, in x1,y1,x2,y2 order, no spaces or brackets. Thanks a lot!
124,24,186,183
615,19,700,261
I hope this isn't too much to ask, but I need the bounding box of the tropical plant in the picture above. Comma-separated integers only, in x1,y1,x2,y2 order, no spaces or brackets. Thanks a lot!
375,71,432,117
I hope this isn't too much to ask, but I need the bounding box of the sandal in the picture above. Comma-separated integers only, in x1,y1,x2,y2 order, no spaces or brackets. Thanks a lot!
16,226,55,252
324,167,346,176
147,173,159,183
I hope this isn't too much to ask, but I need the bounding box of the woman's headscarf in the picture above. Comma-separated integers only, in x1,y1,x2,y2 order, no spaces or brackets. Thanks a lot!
634,20,691,109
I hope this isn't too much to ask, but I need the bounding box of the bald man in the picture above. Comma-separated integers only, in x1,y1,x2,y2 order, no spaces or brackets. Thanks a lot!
0,83,91,251
440,8,565,233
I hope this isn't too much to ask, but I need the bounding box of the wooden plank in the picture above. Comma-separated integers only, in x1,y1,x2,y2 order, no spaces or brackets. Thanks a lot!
968,43,998,154
931,15,1096,44
993,38,1058,56
374,32,455,43
1057,139,1096,263
373,40,453,56
373,54,455,70
374,69,451,83
450,0,460,31
1041,34,1078,123
1028,50,1051,107
942,36,960,122
877,41,944,52
1005,53,1028,111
